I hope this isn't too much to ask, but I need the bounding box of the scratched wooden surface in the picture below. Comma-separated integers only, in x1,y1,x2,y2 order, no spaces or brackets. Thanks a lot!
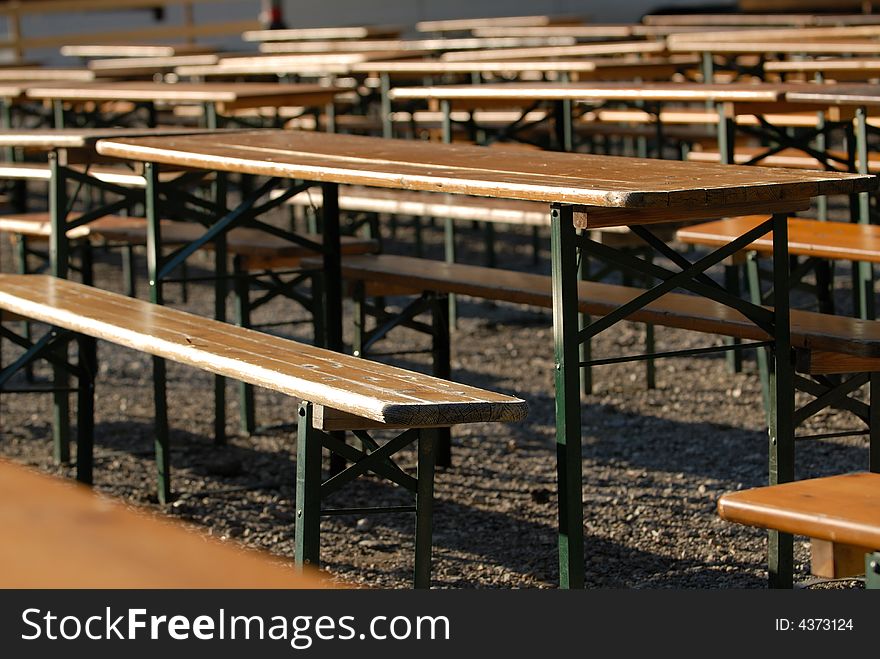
0,460,335,588
0,275,527,427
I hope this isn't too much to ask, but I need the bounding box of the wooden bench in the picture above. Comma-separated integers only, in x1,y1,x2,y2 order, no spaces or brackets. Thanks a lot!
718,472,880,586
676,215,879,319
1,212,379,436
687,146,880,173
301,252,880,469
0,274,526,587
0,460,333,589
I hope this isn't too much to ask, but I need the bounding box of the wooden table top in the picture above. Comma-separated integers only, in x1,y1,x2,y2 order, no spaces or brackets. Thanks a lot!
94,129,873,211
668,24,880,45
387,81,791,104
785,83,880,107
0,127,241,149
415,14,583,33
470,24,636,39
242,24,402,42
253,36,579,55
718,472,880,550
351,55,698,77
642,13,878,26
60,43,216,58
668,40,880,55
0,460,333,588
87,53,221,74
766,58,880,74
23,81,340,107
0,67,99,81
440,40,667,61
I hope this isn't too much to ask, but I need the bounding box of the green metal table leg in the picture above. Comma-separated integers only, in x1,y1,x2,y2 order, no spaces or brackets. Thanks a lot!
432,293,452,468
295,401,322,570
579,247,592,397
145,162,172,505
49,152,70,464
746,252,771,424
213,172,228,446
717,104,743,374
853,106,874,320
441,100,457,331
414,430,437,589
233,256,256,435
550,203,585,589
768,212,795,589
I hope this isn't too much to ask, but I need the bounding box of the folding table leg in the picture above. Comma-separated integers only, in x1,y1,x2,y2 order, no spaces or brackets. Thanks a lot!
550,203,585,589
768,212,795,589
49,152,70,464
233,257,257,436
414,430,437,589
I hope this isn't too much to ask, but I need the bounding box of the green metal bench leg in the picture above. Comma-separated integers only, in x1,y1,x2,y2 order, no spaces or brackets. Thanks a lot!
14,235,35,383
768,213,795,589
815,259,834,315
153,355,171,505
414,215,424,257
531,226,541,265
746,252,771,423
233,256,256,436
122,244,137,298
724,263,743,373
551,204,585,589
295,401,322,571
432,293,452,468
414,430,437,589
867,553,880,589
484,222,496,268
871,373,880,474
75,334,96,486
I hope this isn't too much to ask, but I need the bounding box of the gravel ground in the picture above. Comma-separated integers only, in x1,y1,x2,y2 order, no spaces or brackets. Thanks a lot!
0,203,870,589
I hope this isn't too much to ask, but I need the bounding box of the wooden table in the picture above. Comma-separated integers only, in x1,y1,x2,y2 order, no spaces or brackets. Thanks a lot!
415,14,583,34
93,128,873,589
0,460,333,588
254,36,580,55
60,43,217,58
440,40,667,62
767,58,880,81
469,25,636,39
242,24,402,42
23,81,342,129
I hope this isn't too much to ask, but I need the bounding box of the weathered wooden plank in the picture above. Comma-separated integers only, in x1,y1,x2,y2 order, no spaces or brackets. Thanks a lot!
718,472,880,551
94,130,874,210
0,460,333,588
0,275,527,427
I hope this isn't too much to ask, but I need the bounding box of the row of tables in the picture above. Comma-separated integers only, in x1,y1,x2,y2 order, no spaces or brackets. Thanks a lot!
4,13,880,589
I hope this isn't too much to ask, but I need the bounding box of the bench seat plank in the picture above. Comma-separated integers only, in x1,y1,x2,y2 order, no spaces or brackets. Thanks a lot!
0,275,527,427
0,213,378,263
320,254,880,359
0,460,331,589
676,215,880,263
717,472,880,550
